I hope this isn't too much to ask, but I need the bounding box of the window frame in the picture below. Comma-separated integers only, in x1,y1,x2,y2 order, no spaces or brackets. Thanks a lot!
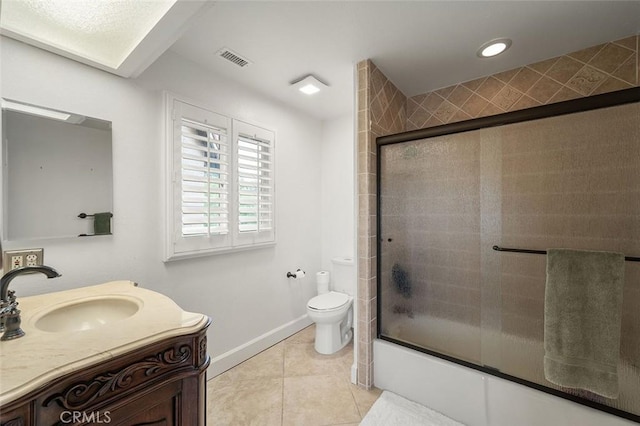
163,93,276,261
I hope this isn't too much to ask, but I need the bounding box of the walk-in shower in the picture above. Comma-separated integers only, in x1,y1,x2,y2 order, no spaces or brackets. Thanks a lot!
376,87,640,423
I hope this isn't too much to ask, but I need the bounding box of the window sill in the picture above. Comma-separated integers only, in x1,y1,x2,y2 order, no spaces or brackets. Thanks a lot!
163,241,276,262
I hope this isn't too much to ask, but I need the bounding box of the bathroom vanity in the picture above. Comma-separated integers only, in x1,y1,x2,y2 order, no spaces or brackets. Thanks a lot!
0,281,210,426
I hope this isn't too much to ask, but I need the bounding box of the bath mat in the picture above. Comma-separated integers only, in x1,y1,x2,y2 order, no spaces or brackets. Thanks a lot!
360,391,465,426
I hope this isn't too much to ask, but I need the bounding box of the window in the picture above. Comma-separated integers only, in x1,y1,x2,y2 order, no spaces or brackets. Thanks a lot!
233,120,275,246
164,94,275,260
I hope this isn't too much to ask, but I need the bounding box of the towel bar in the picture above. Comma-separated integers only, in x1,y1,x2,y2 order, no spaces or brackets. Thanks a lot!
492,245,640,262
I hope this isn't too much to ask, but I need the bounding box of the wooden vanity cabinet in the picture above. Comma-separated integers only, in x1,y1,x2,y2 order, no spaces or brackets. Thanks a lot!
0,320,210,426
0,404,30,426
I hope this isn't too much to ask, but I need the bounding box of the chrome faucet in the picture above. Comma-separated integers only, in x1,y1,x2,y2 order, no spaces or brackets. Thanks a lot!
0,265,61,340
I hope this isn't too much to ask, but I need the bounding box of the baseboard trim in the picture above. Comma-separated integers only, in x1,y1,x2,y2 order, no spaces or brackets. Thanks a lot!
207,314,313,377
351,363,358,384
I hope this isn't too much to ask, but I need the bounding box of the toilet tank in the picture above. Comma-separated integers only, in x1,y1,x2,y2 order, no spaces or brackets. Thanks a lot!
331,256,355,295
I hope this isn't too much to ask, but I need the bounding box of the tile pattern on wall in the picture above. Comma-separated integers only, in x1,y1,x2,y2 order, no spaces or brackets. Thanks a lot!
376,103,640,390
498,104,640,367
406,35,639,130
378,135,483,340
358,33,639,390
368,64,407,136
356,59,406,389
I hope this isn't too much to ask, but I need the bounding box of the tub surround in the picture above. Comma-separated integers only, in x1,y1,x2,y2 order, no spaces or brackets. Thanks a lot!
356,33,640,389
356,59,406,388
374,340,636,426
0,280,209,406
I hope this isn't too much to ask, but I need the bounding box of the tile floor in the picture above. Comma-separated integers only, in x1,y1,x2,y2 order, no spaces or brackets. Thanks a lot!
206,325,382,425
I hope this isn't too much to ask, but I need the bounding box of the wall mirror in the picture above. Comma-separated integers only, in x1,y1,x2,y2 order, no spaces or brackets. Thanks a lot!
2,99,113,241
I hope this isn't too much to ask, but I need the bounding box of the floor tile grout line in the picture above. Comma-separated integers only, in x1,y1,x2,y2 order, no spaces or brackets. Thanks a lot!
206,324,375,426
281,342,285,426
347,379,365,420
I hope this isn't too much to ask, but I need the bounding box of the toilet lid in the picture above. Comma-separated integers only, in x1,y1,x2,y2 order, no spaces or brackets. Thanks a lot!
308,291,350,310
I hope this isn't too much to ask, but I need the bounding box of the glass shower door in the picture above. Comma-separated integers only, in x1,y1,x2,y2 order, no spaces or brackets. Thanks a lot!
377,99,640,419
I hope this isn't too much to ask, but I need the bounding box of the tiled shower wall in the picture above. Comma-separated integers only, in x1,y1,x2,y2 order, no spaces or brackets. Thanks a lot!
406,35,639,130
356,34,639,389
356,60,405,387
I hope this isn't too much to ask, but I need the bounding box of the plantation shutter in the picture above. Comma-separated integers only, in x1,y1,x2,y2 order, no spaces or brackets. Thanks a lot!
165,95,275,261
234,120,275,245
180,118,229,236
171,99,231,255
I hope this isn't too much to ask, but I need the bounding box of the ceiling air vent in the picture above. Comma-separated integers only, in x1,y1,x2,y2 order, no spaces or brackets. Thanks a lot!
217,48,251,68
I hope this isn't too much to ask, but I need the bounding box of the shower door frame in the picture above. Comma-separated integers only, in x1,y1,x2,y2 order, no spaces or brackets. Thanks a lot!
375,86,640,423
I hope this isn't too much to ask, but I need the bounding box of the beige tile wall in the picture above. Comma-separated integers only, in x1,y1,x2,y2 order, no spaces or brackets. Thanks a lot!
356,60,406,388
498,104,640,366
356,34,639,389
406,35,639,130
376,103,640,390
378,135,483,347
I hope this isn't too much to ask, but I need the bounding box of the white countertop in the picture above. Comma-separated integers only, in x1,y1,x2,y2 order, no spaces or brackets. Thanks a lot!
0,281,208,406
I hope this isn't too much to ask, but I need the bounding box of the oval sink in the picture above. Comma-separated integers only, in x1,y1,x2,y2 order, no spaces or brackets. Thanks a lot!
34,296,140,332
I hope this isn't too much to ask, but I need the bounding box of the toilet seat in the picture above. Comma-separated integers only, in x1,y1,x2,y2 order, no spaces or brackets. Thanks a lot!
307,291,350,311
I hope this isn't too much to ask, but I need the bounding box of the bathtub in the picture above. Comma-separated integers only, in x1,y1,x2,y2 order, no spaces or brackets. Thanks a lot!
374,314,638,426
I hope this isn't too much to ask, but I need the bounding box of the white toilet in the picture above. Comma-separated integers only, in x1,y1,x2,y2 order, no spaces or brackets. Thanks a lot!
307,256,354,354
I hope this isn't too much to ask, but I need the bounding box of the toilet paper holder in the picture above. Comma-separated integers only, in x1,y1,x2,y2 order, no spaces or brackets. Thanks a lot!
286,269,305,279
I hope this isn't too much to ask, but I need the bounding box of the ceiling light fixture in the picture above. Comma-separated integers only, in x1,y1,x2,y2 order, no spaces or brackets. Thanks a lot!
291,75,328,95
477,38,512,58
2,99,71,121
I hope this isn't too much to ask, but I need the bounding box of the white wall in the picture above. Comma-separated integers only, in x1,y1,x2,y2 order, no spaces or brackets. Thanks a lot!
1,36,166,292
137,50,324,363
320,114,355,272
319,113,357,381
0,38,330,373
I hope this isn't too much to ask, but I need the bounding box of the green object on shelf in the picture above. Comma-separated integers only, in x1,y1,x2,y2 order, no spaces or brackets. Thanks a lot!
94,212,112,235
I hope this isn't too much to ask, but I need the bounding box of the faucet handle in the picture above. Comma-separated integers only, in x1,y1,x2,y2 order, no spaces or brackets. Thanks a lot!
0,298,12,332
1,292,18,314
0,300,11,316
0,291,23,340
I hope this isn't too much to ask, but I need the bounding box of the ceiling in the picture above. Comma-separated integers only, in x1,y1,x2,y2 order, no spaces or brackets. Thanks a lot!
170,1,640,121
0,0,211,77
2,1,638,121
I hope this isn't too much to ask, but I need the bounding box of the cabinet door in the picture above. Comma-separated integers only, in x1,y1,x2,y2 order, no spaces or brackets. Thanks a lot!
0,403,30,426
107,380,181,426
114,403,174,426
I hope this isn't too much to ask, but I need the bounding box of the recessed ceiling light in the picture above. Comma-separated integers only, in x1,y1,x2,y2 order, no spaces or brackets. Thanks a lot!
291,75,328,95
477,38,512,58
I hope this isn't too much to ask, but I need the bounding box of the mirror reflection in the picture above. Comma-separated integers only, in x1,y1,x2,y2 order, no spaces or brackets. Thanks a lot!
2,99,113,241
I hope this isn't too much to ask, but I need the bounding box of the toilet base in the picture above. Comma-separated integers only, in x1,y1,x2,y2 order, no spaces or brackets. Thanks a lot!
314,322,353,355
